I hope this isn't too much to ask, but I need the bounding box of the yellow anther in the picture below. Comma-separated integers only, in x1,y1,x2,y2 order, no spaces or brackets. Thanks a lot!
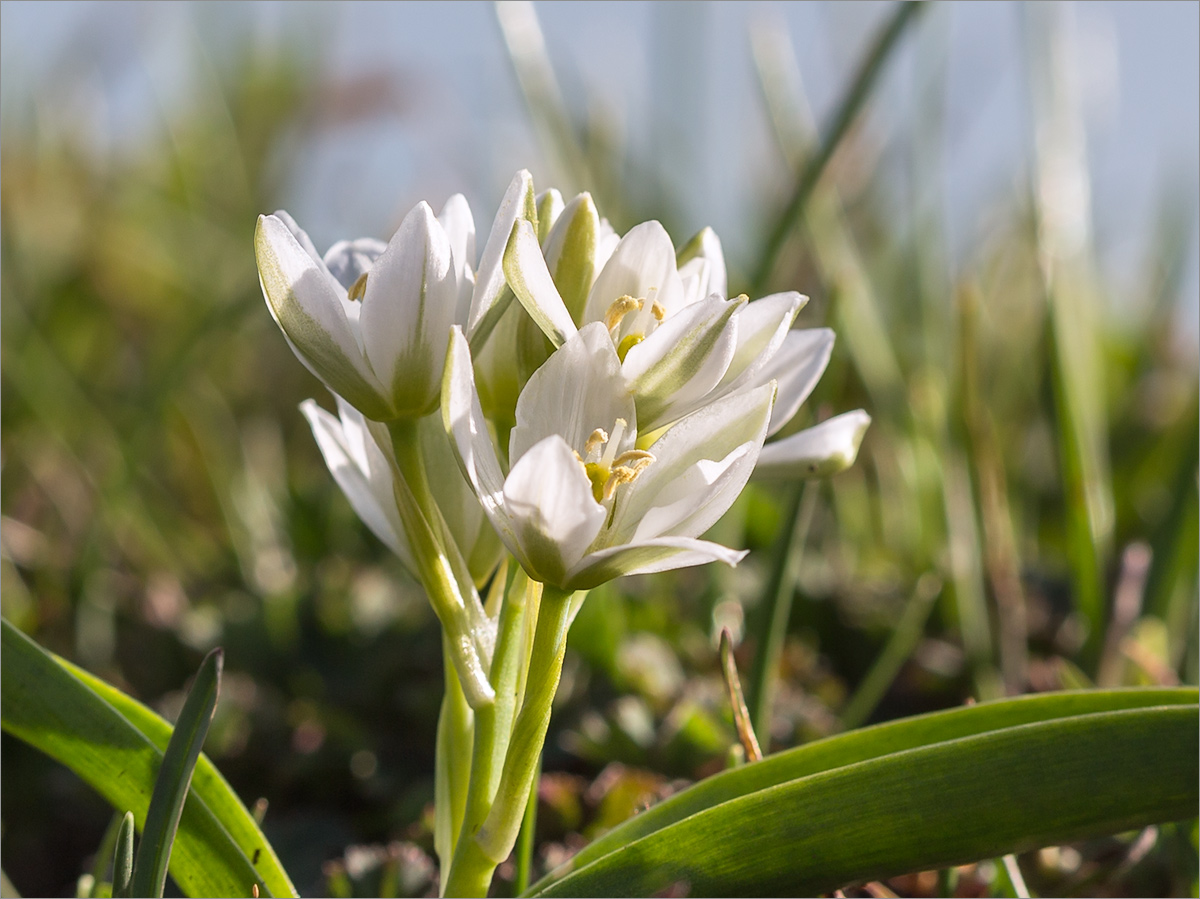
347,272,369,301
650,300,666,321
612,449,655,471
604,295,643,332
584,428,609,457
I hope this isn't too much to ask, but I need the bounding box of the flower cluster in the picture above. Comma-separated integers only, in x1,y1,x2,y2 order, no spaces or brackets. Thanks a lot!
255,169,869,895
256,171,869,595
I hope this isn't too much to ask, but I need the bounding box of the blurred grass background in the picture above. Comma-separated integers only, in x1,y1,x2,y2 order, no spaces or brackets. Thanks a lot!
2,2,1197,896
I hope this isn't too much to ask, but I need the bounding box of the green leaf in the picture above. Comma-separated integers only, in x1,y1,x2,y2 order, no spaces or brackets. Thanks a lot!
528,689,1198,897
0,619,297,898
112,812,135,899
130,649,222,898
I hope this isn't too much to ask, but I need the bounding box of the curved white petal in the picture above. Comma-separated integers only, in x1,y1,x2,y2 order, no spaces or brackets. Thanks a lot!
676,226,727,304
717,292,807,393
256,214,391,419
630,442,759,543
566,536,748,590
438,193,477,276
510,321,633,462
536,188,565,241
543,192,600,324
300,399,414,571
271,210,325,267
442,327,521,556
583,221,686,325
504,219,579,348
469,169,536,339
622,294,743,429
609,382,774,542
754,409,871,479
360,201,459,418
759,328,835,436
503,436,606,586
439,193,478,326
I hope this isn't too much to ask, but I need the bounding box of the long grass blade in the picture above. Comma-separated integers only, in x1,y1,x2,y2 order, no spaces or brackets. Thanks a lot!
112,812,136,899
130,648,223,898
751,1,926,293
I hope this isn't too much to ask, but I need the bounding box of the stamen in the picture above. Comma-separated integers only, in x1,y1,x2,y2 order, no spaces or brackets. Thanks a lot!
347,272,369,301
612,449,655,470
584,428,609,459
604,295,643,333
650,299,666,321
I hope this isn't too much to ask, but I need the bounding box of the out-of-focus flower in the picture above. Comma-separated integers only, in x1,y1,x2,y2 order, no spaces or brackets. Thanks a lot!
301,398,502,586
443,321,775,591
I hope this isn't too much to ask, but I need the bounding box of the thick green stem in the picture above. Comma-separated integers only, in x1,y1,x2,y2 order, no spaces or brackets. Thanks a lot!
385,418,494,707
435,642,473,895
443,585,575,896
447,572,534,893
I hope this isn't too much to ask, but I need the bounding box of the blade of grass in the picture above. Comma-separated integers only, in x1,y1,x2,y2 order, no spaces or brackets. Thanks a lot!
719,627,763,762
112,812,136,899
840,574,942,730
745,480,819,750
130,648,224,898
87,813,127,898
494,0,592,196
1,620,288,897
529,695,1197,896
751,1,926,293
1026,3,1114,669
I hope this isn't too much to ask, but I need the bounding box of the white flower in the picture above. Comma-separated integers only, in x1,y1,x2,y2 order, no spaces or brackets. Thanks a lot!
256,198,470,421
300,399,503,586
256,169,539,423
501,199,870,476
443,321,776,591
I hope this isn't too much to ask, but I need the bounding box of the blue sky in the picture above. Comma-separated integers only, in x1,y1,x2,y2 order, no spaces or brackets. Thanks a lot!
3,1,1197,330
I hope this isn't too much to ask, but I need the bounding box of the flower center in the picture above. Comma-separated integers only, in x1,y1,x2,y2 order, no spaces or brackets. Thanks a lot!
603,291,666,362
576,418,655,504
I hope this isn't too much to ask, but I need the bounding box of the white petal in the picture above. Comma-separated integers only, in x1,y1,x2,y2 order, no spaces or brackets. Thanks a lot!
630,443,759,543
536,188,565,241
565,536,747,590
510,321,633,464
503,219,579,348
676,226,727,304
503,436,606,586
271,210,324,266
717,292,807,394
300,399,414,570
323,237,388,291
622,294,743,429
759,328,835,436
256,215,391,419
438,193,477,276
542,192,600,323
609,382,774,542
583,221,686,325
439,193,478,325
360,201,460,418
442,327,522,556
754,409,871,479
468,170,536,341
418,411,500,585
